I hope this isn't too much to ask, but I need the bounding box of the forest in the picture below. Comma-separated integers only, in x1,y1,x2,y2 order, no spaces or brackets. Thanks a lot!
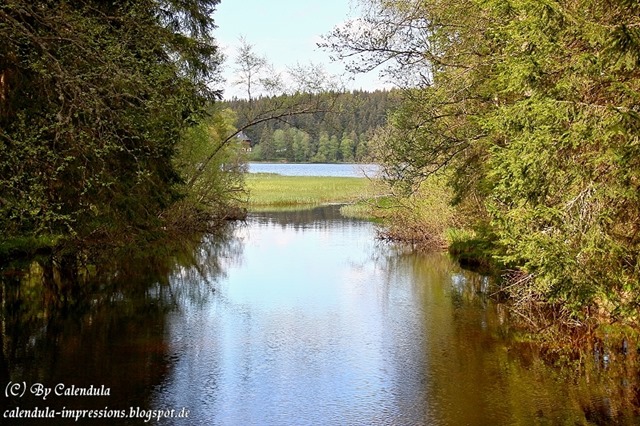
224,90,396,162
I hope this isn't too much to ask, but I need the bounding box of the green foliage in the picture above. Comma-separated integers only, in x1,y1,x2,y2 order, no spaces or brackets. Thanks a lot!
480,0,640,320
446,228,500,275
0,235,60,263
227,90,397,162
374,175,461,250
171,106,247,222
0,0,222,245
329,0,640,321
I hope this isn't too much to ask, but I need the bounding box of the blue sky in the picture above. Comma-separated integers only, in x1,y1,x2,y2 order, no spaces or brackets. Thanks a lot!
213,0,388,98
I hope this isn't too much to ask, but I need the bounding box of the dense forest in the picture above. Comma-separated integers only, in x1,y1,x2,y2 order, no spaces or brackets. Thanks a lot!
224,90,396,162
325,0,640,325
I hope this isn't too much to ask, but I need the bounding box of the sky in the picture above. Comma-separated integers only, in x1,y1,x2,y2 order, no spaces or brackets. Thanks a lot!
212,0,389,99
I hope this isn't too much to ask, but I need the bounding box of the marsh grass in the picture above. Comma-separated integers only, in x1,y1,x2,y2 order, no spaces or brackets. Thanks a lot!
246,173,377,210
368,176,461,250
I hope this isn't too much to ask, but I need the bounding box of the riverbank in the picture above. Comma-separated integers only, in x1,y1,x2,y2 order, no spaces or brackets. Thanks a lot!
3,169,639,423
301,173,640,357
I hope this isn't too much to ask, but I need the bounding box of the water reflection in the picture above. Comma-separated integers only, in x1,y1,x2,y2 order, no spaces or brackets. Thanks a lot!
250,204,349,229
155,207,639,425
1,207,638,425
0,229,239,425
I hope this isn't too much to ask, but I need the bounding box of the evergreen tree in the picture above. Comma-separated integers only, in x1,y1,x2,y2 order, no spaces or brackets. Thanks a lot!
324,0,640,319
328,135,340,163
0,0,222,244
292,129,312,162
339,134,356,163
312,132,331,163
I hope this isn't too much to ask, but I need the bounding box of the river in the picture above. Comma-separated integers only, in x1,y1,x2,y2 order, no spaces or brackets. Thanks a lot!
0,165,638,425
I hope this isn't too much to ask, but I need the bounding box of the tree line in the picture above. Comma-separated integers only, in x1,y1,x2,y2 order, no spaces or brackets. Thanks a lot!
325,0,640,323
224,90,396,162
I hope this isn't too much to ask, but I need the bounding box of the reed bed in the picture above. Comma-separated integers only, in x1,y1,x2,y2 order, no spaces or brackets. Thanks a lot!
246,173,372,210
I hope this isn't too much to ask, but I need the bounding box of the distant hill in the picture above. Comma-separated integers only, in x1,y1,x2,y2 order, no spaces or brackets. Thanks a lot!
223,90,398,163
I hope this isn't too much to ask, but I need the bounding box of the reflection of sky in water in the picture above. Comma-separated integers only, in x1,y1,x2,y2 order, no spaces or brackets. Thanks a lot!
2,208,636,424
451,273,467,293
451,273,491,295
153,212,435,425
149,207,635,425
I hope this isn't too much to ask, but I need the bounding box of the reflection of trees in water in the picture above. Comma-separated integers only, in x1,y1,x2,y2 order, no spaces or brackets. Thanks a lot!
166,228,245,307
0,224,241,424
371,248,640,425
250,204,359,231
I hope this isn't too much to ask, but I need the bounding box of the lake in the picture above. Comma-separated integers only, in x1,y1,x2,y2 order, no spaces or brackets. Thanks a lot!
248,162,380,178
0,167,638,425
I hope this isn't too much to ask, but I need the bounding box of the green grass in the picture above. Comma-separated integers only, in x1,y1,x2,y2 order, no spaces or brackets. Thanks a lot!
246,173,376,210
337,196,396,221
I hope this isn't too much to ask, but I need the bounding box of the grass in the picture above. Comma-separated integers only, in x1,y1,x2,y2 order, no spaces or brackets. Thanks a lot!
338,195,398,221
246,173,378,211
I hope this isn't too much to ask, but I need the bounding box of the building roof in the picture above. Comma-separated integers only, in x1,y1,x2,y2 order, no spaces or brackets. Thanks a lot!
236,131,251,142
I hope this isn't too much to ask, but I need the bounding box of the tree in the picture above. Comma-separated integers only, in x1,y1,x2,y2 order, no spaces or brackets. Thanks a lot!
479,0,640,319
324,0,640,321
292,130,312,162
312,132,331,163
185,40,348,186
223,89,396,163
172,106,246,223
339,134,355,162
233,36,282,102
0,0,223,246
328,135,340,162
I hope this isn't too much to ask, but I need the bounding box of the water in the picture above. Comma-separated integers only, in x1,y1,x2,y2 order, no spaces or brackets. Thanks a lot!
1,209,638,425
248,162,380,177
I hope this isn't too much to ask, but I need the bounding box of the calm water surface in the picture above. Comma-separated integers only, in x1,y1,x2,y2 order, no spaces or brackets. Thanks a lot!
1,205,638,425
248,162,379,177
